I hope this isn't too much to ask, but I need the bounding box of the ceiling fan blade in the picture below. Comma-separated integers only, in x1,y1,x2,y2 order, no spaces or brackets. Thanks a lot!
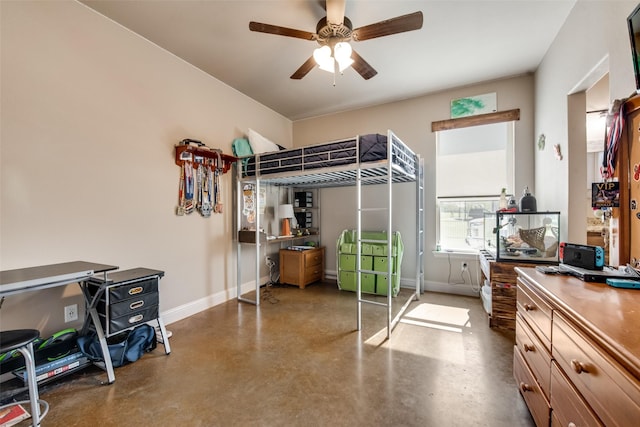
326,0,346,26
351,11,423,41
290,56,317,79
249,21,316,40
350,50,377,80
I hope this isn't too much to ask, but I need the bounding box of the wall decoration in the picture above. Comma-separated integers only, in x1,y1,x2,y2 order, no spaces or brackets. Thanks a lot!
592,182,620,208
174,139,236,218
537,134,546,151
450,92,497,118
553,144,563,160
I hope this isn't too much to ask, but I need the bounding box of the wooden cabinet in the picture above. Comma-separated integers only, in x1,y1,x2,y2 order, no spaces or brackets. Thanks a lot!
279,247,324,289
515,267,640,426
614,95,640,267
479,251,538,331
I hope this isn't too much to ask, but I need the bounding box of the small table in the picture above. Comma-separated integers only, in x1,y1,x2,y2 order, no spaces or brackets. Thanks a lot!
279,246,325,289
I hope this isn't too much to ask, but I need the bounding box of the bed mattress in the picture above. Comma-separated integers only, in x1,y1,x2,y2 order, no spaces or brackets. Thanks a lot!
242,133,415,178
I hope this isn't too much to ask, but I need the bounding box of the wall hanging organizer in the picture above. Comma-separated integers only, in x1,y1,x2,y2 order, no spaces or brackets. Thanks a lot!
174,139,236,217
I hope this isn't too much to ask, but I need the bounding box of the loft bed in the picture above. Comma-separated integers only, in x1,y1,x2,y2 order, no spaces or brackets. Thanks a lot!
235,130,425,338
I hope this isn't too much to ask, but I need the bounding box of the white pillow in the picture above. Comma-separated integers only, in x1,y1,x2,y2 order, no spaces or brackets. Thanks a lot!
248,128,280,154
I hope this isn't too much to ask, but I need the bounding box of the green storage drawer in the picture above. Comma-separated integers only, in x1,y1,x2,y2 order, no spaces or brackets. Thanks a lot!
340,243,355,254
361,273,376,294
339,271,356,291
338,271,375,294
372,245,398,256
376,274,400,296
361,244,374,255
373,256,397,273
339,254,373,271
371,245,385,256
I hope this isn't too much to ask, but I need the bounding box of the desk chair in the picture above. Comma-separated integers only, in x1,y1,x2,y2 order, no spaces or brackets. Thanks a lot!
0,329,49,426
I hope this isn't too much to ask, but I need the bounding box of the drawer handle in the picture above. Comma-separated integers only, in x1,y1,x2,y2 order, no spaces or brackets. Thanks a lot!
128,314,144,324
524,303,535,311
519,382,533,393
570,359,589,374
128,286,143,295
130,300,144,310
523,343,534,352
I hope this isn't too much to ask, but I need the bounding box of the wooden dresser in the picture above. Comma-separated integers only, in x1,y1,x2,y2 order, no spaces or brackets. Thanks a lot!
514,267,640,427
279,246,324,289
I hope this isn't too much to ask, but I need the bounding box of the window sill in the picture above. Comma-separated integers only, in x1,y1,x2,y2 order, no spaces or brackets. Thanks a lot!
432,250,479,260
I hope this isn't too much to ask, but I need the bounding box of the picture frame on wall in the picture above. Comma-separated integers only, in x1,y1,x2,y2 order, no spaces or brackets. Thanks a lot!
450,92,497,118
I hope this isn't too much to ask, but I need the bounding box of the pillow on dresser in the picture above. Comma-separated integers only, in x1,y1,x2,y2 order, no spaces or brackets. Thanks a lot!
248,128,280,154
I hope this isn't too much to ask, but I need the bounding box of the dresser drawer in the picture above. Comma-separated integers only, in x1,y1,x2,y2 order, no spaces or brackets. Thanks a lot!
517,277,552,351
550,362,603,427
100,305,159,335
514,346,550,427
108,292,159,319
516,314,551,399
303,264,323,284
108,277,158,303
304,249,323,268
552,312,640,427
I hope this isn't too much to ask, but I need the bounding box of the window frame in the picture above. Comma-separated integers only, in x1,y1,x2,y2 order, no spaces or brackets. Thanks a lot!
432,109,520,252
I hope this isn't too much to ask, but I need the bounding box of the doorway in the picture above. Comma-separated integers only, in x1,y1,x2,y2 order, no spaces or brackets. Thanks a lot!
585,74,610,262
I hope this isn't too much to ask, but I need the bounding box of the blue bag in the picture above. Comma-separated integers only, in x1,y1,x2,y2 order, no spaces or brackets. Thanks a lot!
78,324,156,368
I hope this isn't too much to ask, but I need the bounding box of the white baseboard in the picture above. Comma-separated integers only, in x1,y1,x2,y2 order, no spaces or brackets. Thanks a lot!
160,273,479,327
322,270,479,296
160,276,267,326
423,280,480,297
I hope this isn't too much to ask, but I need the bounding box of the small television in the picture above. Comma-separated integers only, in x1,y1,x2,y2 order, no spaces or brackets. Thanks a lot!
628,4,640,93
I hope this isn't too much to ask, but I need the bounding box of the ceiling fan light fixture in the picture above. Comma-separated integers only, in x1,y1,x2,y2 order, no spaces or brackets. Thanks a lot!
334,42,353,72
313,45,335,73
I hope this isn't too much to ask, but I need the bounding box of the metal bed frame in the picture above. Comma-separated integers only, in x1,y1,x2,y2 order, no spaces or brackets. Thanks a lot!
235,130,424,338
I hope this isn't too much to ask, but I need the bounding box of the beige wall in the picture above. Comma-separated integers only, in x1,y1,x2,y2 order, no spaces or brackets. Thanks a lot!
534,0,637,246
0,1,291,335
293,74,535,293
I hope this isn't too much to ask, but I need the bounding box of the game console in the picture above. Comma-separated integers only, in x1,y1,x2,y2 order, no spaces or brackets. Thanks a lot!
559,242,604,270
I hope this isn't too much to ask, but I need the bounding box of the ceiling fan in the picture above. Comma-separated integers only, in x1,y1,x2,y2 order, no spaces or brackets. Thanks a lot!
249,0,423,80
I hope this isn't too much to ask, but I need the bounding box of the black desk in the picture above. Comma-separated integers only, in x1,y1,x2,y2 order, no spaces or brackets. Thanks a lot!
1,262,121,383
0,261,117,296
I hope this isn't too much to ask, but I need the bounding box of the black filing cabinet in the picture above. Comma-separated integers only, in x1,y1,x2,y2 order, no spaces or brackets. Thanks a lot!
87,268,164,337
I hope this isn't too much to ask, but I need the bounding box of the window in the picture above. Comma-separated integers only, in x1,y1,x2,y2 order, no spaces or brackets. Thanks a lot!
435,120,515,251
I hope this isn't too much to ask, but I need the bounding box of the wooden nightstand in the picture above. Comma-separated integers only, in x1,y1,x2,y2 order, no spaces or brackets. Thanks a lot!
279,246,324,289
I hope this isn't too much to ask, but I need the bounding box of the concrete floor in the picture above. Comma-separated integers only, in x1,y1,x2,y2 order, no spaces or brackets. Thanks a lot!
13,282,534,426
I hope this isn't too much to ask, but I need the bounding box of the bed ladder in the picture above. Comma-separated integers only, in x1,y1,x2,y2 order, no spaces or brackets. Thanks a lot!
416,156,425,295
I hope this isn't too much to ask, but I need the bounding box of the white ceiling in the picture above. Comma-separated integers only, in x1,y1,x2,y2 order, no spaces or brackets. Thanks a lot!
81,0,577,121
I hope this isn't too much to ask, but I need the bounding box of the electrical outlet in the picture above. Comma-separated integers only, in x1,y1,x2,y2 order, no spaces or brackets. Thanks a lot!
64,304,78,323
461,262,468,272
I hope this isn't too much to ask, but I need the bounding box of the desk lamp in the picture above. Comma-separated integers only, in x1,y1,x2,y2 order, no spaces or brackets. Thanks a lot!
278,204,294,236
